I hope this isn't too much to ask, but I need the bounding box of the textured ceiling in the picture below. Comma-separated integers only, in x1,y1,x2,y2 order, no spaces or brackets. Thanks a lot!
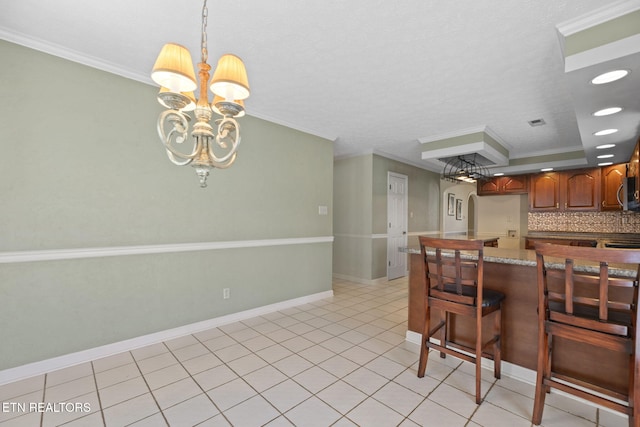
1,0,639,175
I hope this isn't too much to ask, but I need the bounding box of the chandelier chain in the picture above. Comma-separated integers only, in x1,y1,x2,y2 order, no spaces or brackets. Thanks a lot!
201,0,208,64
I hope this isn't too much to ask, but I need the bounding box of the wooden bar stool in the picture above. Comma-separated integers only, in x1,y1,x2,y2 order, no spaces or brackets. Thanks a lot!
533,243,640,427
417,237,505,404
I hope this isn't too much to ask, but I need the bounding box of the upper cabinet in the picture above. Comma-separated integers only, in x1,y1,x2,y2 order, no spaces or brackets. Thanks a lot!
529,168,601,212
601,163,627,211
477,175,528,196
478,161,634,211
528,173,561,211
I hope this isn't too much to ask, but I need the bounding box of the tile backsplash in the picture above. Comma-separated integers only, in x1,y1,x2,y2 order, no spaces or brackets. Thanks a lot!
528,211,640,234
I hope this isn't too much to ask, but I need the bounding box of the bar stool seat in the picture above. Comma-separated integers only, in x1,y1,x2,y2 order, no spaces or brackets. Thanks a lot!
438,283,505,307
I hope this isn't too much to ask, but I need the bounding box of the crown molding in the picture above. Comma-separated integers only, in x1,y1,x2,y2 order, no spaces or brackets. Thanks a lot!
418,125,489,145
0,28,338,143
247,109,338,142
556,0,640,37
0,27,151,85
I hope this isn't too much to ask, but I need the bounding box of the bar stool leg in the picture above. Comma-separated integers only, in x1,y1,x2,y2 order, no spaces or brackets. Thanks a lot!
494,304,502,379
532,327,550,425
475,313,482,404
417,302,431,378
631,344,639,427
440,311,447,359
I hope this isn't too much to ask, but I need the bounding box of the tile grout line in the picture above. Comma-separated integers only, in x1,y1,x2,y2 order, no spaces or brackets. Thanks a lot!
183,285,408,424
39,374,46,427
212,317,333,425
129,349,170,427
465,378,497,425
89,361,107,427
187,332,259,426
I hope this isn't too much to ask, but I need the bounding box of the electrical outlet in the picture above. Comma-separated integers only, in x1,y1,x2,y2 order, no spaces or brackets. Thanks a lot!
223,288,230,299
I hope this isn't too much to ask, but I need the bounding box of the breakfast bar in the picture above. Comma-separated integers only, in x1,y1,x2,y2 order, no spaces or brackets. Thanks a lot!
405,243,633,395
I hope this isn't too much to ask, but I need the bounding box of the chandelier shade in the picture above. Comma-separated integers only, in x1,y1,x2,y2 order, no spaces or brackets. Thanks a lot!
151,43,198,93
210,54,251,100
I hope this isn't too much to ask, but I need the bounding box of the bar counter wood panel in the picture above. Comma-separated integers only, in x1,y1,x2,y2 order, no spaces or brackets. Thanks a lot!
408,252,628,394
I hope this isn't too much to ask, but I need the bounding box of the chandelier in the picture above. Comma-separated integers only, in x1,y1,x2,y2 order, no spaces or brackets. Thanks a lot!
441,154,490,183
151,0,250,188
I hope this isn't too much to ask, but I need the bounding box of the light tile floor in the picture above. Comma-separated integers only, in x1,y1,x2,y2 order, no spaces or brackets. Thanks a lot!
0,278,629,427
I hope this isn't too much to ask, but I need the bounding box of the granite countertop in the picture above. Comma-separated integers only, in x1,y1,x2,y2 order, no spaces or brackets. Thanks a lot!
400,246,532,264
410,232,500,241
400,245,638,278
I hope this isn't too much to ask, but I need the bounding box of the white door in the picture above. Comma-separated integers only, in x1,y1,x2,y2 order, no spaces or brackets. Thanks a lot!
387,172,408,280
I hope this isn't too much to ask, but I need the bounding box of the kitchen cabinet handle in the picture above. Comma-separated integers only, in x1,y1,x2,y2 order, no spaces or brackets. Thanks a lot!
556,203,559,209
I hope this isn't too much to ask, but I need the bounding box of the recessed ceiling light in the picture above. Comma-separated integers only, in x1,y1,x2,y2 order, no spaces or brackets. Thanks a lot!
596,144,616,149
594,129,618,136
593,107,623,116
541,168,553,172
598,162,613,166
591,70,629,85
597,154,614,159
493,172,504,176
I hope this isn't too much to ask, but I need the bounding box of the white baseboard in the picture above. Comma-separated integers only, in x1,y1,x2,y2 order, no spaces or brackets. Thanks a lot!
332,273,390,285
0,290,334,386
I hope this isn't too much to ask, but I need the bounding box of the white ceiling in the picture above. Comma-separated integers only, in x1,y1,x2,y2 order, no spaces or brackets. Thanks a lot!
2,0,639,175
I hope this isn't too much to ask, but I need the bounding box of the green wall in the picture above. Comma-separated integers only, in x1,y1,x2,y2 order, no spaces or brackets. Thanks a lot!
0,40,334,370
333,154,440,282
332,155,373,280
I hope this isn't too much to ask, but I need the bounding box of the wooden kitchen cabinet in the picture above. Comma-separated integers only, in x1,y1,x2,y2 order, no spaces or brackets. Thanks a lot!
529,172,560,211
601,163,627,211
477,175,528,196
529,168,601,212
564,168,601,210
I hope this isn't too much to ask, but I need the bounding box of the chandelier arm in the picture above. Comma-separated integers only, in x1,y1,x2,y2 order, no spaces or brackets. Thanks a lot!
207,116,241,164
210,152,238,169
165,150,194,166
157,110,199,164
